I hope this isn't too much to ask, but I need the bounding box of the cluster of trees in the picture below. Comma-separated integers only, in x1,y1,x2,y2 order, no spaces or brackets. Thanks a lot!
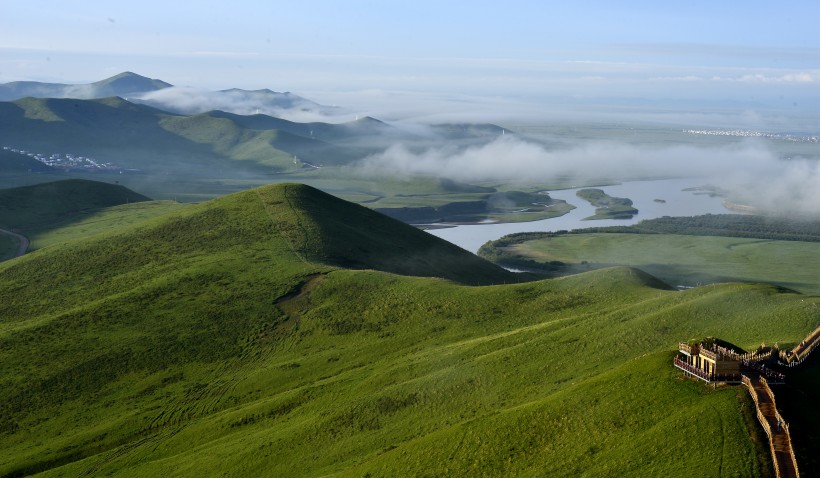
576,188,638,219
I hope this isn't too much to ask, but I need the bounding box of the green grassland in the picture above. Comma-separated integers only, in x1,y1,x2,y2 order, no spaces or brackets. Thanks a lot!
27,200,189,250
0,179,155,259
0,183,817,477
484,233,820,295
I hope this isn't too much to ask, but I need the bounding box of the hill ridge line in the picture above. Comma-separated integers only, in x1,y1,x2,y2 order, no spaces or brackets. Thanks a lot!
254,186,312,267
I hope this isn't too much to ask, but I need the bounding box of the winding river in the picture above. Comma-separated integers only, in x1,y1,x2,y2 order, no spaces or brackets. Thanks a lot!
429,178,731,253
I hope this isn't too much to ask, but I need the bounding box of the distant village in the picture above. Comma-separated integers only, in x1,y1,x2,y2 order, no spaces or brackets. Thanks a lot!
683,129,819,143
2,146,123,172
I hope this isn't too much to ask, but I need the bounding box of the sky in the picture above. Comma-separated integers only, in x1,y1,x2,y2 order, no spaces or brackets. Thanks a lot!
2,0,820,123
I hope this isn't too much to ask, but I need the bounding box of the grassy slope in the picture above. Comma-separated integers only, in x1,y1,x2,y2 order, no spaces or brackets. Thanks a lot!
502,233,820,295
28,200,189,250
0,183,817,477
0,179,170,260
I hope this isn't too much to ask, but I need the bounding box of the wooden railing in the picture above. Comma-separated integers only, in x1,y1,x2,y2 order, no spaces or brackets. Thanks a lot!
779,325,820,367
673,358,741,383
741,348,773,361
700,348,717,360
741,373,800,478
677,329,818,478
673,357,710,381
775,409,800,478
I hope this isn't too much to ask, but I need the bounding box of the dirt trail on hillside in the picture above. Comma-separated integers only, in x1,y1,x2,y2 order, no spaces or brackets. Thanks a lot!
0,228,29,259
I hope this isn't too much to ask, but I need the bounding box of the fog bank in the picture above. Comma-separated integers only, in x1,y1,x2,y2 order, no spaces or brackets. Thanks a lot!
358,136,820,215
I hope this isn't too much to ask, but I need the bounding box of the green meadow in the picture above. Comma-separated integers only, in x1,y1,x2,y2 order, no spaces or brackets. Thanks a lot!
491,233,820,295
0,183,817,477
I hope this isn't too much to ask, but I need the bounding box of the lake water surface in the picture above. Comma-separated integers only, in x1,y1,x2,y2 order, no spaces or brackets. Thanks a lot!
429,178,731,253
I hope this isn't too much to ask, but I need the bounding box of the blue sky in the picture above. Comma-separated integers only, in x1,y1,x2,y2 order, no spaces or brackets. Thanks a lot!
2,0,819,122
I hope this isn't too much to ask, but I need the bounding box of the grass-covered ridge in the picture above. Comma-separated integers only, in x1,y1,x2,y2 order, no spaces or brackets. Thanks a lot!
0,182,817,477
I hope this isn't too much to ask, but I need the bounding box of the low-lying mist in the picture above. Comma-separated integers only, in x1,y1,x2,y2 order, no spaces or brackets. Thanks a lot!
135,87,356,123
357,135,820,215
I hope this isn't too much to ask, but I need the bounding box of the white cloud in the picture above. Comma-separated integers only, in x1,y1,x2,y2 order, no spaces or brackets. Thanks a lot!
714,71,818,83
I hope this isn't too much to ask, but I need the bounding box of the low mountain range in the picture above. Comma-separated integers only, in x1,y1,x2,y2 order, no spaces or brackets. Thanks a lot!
0,71,171,101
0,71,334,119
0,94,507,185
0,96,382,175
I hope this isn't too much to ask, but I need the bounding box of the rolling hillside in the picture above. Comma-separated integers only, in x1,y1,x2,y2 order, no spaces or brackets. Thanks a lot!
0,96,505,177
0,183,817,477
0,97,361,174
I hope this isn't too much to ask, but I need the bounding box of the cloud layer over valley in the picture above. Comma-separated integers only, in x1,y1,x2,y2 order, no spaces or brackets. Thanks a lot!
136,87,354,123
358,135,820,215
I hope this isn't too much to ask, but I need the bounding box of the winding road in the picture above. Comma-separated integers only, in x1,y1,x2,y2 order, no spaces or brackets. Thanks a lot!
0,228,30,259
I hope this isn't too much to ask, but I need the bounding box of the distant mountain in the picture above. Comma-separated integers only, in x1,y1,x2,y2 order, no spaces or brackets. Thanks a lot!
206,110,393,142
134,86,338,119
0,95,516,185
0,72,171,101
0,96,379,175
0,71,342,120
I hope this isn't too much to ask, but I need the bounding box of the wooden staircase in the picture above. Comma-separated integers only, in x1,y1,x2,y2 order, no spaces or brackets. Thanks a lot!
743,373,800,478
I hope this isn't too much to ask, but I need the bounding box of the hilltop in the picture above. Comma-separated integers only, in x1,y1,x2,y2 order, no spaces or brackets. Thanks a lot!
0,72,170,101
0,182,817,477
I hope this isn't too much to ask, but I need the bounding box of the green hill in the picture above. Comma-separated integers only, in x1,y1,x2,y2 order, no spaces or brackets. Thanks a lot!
0,179,150,231
0,183,816,477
